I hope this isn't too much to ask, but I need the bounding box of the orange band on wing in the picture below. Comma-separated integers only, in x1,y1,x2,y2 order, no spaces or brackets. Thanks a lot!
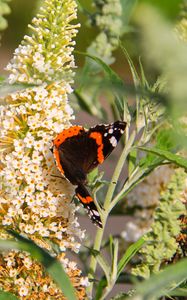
53,126,83,148
77,193,93,204
89,132,104,163
53,148,64,174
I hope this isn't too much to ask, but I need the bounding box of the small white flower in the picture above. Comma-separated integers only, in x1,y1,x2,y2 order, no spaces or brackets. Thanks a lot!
2,216,12,225
23,257,32,268
34,222,44,231
9,269,18,277
26,196,35,207
7,207,16,217
39,228,50,237
14,140,25,151
34,86,48,101
55,231,62,240
80,277,90,287
18,286,29,297
25,224,35,234
34,140,44,151
15,278,25,286
24,185,35,195
24,134,36,148
22,214,30,221
68,261,77,270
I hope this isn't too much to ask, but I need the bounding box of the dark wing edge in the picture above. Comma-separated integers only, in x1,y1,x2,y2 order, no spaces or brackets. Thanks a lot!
88,120,127,162
75,184,102,228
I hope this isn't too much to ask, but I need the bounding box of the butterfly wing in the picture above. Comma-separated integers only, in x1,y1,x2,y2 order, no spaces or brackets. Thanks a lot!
53,126,98,185
75,184,102,228
52,121,126,228
84,120,127,173
53,121,127,183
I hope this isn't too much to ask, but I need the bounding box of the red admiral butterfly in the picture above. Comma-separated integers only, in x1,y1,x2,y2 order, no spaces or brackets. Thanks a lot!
52,120,127,228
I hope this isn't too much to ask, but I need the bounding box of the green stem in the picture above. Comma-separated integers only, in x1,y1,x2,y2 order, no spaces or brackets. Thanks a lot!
87,130,136,297
110,167,145,210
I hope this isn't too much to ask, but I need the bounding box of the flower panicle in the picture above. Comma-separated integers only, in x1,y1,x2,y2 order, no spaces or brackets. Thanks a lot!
0,0,88,299
6,0,80,85
132,168,186,279
87,0,123,65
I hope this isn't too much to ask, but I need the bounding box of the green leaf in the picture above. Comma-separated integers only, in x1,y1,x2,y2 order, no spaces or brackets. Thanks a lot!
74,90,93,115
87,168,99,184
117,237,144,278
120,0,137,29
134,257,187,299
139,147,187,169
75,51,130,122
120,44,140,88
76,52,124,88
95,278,107,300
138,0,183,21
4,230,77,300
138,129,175,169
156,129,175,150
169,287,187,297
97,254,111,283
0,291,19,300
128,148,137,175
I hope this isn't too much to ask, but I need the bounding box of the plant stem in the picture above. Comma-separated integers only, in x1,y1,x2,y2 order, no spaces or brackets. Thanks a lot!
87,130,136,297
110,167,145,210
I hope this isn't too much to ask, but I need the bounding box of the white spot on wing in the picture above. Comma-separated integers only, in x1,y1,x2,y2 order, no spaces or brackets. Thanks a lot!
104,133,108,137
109,136,117,147
108,128,113,134
120,129,124,134
92,210,100,217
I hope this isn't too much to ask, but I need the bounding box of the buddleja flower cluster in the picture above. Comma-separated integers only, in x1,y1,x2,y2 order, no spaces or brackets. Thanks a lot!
132,168,186,279
0,0,88,298
88,0,123,65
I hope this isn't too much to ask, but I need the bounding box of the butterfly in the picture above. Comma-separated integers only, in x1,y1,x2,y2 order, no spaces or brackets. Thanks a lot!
52,120,127,227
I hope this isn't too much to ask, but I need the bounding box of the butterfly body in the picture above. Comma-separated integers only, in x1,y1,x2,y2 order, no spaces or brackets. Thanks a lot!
52,121,126,227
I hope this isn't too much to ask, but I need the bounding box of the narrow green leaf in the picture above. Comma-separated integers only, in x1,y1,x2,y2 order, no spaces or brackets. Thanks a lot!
76,51,124,86
135,258,187,299
169,288,187,297
117,237,144,278
120,0,137,29
75,51,130,122
74,90,93,115
139,147,187,169
95,278,107,300
120,44,140,88
139,57,149,88
5,230,77,300
97,254,111,283
0,291,19,300
128,148,137,175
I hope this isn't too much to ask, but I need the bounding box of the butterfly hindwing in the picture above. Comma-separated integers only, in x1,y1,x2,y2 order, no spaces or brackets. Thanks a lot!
75,184,102,228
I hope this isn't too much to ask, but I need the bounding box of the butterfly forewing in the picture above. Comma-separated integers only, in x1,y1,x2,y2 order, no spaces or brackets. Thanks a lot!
86,120,127,172
56,129,98,185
